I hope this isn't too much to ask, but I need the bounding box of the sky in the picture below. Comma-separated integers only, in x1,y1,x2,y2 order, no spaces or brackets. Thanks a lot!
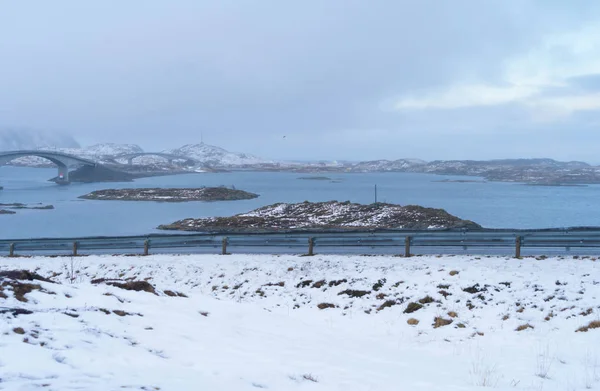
2,1,600,162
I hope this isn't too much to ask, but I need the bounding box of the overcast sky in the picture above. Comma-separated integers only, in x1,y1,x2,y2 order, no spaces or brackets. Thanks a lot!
2,1,600,162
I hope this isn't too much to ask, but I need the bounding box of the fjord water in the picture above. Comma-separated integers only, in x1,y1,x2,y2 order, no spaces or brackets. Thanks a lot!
1,166,599,239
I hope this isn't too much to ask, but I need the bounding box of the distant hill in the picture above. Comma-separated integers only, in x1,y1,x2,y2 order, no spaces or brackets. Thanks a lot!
164,143,272,167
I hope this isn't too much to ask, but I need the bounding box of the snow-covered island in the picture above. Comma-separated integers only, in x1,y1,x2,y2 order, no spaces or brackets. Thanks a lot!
79,187,259,202
158,200,481,232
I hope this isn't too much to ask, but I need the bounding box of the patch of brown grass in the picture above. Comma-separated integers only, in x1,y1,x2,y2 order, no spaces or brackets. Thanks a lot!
164,290,188,298
433,317,453,328
317,303,336,310
12,327,25,335
418,295,435,304
407,318,419,325
449,270,459,276
516,323,534,331
576,320,600,332
447,311,458,318
312,280,326,289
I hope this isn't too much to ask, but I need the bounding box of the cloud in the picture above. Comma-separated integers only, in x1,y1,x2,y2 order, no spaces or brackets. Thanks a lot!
394,22,600,120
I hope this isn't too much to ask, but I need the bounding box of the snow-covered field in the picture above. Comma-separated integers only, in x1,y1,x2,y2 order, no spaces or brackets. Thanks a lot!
2,254,600,391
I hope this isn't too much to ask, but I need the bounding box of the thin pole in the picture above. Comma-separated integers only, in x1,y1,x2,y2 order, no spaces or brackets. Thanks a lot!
374,184,377,203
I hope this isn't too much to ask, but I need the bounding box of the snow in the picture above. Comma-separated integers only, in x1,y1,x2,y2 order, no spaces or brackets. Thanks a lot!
164,143,272,167
2,254,600,390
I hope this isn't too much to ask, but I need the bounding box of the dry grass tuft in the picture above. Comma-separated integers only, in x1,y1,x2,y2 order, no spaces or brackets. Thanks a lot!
515,323,534,331
12,327,25,335
418,295,435,304
576,320,600,332
449,270,459,276
433,317,453,328
447,311,458,318
407,318,419,325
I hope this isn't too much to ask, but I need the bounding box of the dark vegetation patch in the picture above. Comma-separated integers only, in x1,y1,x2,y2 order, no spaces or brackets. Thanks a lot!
0,270,53,283
372,279,386,291
0,308,33,316
328,279,347,287
312,280,326,289
263,282,285,287
437,284,451,289
296,280,313,288
91,278,157,295
317,303,336,310
404,302,423,314
13,327,25,335
164,290,188,298
338,289,370,298
418,295,435,304
463,284,486,294
377,300,397,311
438,290,452,298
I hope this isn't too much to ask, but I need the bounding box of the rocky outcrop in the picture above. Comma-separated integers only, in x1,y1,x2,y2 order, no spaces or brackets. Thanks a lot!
158,201,481,232
80,187,259,202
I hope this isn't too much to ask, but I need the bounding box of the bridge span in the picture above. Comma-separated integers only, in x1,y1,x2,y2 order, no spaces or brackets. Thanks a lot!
0,150,96,184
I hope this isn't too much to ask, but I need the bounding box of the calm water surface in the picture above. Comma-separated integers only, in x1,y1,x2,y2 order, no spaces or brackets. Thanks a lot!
1,166,599,238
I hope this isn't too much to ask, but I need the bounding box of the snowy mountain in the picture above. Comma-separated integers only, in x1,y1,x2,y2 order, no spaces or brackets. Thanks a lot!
0,128,80,150
165,143,271,167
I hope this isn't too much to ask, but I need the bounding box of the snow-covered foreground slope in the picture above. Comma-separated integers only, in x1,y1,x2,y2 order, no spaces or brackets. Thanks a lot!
2,255,600,391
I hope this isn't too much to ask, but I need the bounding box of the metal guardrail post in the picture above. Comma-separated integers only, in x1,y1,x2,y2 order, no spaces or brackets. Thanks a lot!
405,236,411,257
73,241,78,256
143,240,150,256
308,237,315,256
9,243,15,257
222,237,228,255
515,236,521,258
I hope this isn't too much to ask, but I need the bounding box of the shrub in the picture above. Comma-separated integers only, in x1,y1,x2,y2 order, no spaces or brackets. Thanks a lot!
418,295,435,304
433,317,453,328
317,303,336,310
516,324,534,331
576,320,600,332
449,270,459,276
404,302,423,314
338,289,370,298
447,311,458,318
377,300,397,311
407,318,419,325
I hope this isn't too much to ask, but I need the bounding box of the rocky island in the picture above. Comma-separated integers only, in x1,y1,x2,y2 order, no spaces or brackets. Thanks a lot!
158,201,481,232
79,187,259,202
0,203,55,215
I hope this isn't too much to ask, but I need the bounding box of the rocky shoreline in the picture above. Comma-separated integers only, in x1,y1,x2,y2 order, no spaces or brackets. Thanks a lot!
79,187,259,202
158,201,481,232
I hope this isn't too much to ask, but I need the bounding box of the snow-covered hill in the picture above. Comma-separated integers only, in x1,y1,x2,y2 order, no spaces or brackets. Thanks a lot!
165,143,272,167
2,254,600,390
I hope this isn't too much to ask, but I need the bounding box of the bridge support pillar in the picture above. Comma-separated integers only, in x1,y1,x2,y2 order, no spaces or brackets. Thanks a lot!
56,164,70,185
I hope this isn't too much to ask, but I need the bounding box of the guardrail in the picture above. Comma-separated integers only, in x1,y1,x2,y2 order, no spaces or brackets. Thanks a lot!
3,228,600,257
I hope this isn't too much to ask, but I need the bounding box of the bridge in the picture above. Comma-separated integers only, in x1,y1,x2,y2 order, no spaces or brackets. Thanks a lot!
109,153,199,166
0,150,96,184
